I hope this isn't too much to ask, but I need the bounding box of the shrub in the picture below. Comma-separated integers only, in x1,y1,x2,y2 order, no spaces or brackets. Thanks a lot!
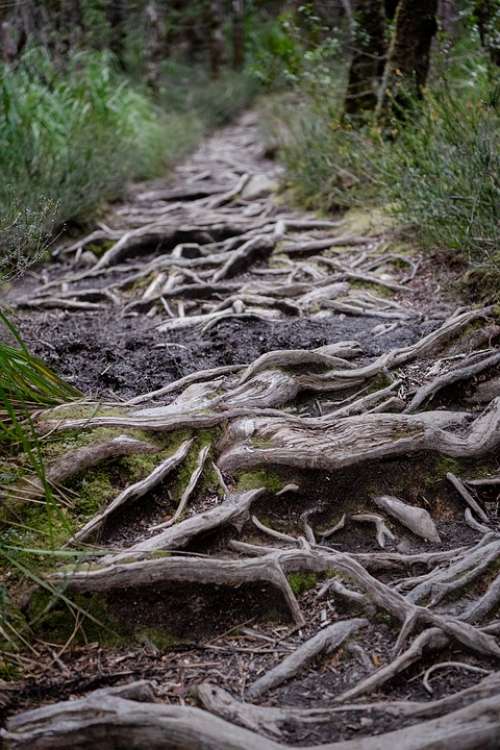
272,67,499,295
385,91,499,266
0,49,203,275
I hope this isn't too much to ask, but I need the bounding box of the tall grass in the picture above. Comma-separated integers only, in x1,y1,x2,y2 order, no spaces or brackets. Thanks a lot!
0,309,82,651
0,49,203,275
0,311,80,441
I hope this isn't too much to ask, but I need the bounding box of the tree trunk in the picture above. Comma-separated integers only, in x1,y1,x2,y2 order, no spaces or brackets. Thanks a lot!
107,0,127,68
344,0,386,117
205,0,226,79
384,0,399,19
232,0,245,70
475,0,500,66
377,0,438,116
144,1,166,91
0,4,15,63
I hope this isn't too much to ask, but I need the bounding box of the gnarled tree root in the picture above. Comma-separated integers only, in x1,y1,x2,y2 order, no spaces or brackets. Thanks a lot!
49,545,500,659
219,398,500,473
3,686,500,750
68,438,193,543
197,673,500,736
247,618,368,699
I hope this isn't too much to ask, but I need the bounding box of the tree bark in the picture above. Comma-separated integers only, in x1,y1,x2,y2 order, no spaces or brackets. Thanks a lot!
107,0,127,67
205,0,226,79
377,0,438,116
475,1,500,66
232,0,245,69
344,0,386,116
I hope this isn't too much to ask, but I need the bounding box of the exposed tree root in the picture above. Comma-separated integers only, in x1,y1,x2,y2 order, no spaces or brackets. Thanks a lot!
166,443,210,526
4,687,500,750
351,513,396,548
405,350,500,413
247,619,368,699
68,439,193,543
446,471,490,523
197,674,500,735
372,495,441,543
2,435,159,507
104,488,265,561
335,628,449,701
49,543,500,658
218,398,500,473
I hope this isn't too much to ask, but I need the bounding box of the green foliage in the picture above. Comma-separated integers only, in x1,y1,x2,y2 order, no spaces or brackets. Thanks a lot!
0,49,201,275
0,310,82,649
236,469,283,493
159,61,260,129
0,311,79,425
247,15,303,87
287,572,318,595
385,91,499,268
272,57,499,297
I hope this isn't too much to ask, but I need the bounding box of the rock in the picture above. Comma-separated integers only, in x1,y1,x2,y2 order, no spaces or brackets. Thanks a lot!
241,174,278,200
78,250,98,267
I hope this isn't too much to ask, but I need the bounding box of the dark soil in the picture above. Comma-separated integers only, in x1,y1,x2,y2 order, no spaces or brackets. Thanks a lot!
11,308,439,400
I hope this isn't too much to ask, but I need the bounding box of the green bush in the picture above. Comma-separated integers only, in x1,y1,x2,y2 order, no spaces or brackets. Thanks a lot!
274,69,499,295
385,91,499,265
0,49,203,275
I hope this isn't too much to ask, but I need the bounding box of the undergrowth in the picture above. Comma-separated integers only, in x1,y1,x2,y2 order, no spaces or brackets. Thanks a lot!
160,62,260,129
267,46,499,298
0,309,84,652
0,50,261,277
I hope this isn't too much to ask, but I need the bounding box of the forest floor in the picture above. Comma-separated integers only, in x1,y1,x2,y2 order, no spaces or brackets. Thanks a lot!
2,112,500,749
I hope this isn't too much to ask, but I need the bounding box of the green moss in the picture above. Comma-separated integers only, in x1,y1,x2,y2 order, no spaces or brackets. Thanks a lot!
350,279,394,299
425,456,463,486
26,590,188,649
236,470,283,493
287,572,318,595
87,239,114,258
76,470,115,518
367,372,393,393
341,206,395,237
171,429,221,502
27,590,126,646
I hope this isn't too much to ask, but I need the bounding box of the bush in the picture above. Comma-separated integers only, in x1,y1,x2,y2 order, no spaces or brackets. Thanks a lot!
273,69,499,295
0,50,203,275
385,92,499,266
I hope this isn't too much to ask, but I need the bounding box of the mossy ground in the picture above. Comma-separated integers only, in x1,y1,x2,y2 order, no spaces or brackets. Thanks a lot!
288,572,319,595
235,469,284,493
0,419,222,657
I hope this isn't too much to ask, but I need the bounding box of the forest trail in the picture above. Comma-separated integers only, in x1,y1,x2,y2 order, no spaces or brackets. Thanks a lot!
3,114,500,749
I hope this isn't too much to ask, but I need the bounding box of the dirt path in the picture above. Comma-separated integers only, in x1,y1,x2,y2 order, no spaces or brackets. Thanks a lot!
3,113,500,749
